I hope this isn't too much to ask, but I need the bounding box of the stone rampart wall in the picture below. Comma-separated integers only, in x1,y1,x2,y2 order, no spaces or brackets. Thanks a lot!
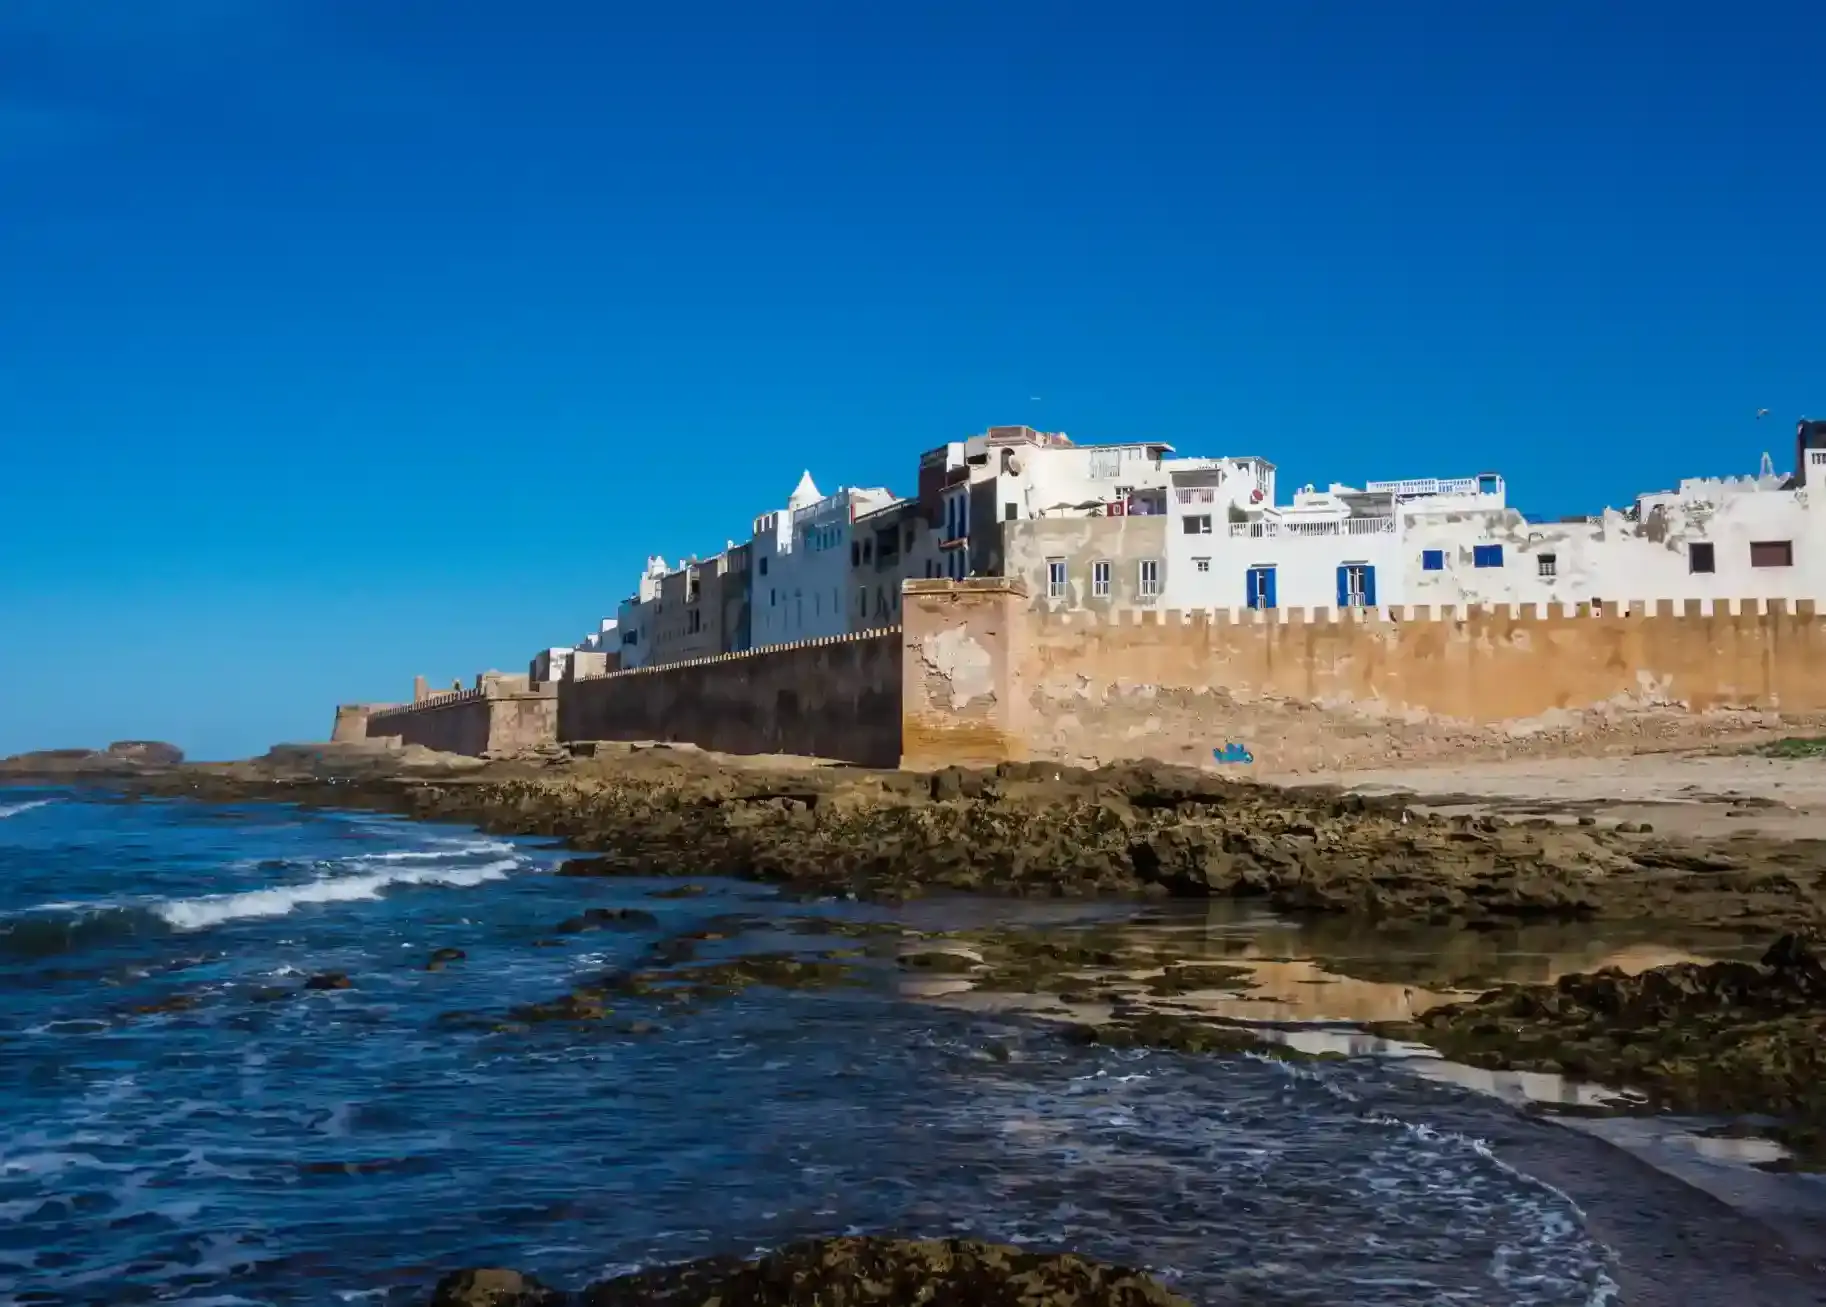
901,580,1826,771
363,684,557,757
559,628,902,766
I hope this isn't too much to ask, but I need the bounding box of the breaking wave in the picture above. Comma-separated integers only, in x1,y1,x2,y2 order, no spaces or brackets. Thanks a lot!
153,856,521,930
1,840,526,956
0,798,54,820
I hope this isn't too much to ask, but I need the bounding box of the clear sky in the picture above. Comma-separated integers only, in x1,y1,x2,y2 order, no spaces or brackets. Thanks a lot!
0,0,1820,760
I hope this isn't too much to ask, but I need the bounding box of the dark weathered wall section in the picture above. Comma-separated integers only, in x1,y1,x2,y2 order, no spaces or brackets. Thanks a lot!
560,629,902,766
363,681,558,757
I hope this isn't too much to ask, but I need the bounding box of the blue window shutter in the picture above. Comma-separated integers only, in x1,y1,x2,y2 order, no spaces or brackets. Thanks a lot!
1363,565,1377,606
1265,568,1277,609
1336,566,1349,607
1422,549,1443,571
1246,569,1257,608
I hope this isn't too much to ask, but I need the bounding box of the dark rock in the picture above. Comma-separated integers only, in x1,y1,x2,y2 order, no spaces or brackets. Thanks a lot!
427,1236,1190,1307
429,1268,560,1307
555,908,659,935
426,947,468,972
304,972,352,991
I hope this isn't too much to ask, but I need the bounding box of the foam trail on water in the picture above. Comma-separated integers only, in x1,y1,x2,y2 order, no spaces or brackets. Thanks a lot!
153,857,521,930
0,799,54,819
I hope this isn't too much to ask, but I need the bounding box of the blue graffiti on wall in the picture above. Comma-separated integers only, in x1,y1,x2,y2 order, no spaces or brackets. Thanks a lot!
1212,742,1254,764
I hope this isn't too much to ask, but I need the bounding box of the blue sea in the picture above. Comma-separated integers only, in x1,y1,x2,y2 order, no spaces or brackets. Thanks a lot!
0,787,1648,1305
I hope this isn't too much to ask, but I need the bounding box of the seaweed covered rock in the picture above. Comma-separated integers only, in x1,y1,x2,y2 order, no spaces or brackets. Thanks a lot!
428,1236,1190,1307
1387,932,1826,1116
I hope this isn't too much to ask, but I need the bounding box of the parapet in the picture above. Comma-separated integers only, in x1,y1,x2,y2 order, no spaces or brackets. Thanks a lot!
1028,597,1820,629
572,625,903,682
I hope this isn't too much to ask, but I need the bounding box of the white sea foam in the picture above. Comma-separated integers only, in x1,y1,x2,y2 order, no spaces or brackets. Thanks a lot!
152,856,520,930
347,839,514,865
0,798,53,819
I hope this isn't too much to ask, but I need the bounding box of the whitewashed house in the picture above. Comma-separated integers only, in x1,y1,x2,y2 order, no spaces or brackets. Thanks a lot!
612,555,668,668
747,471,898,646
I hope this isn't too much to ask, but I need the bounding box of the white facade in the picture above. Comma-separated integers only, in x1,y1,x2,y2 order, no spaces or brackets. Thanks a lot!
612,556,668,668
1163,472,1503,612
748,471,898,646
1151,455,1826,615
1403,469,1826,611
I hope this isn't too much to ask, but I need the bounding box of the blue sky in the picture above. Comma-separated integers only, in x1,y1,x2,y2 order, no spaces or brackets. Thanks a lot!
1,0,1820,760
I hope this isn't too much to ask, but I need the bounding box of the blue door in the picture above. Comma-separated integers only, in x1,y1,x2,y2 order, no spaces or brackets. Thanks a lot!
1246,566,1277,609
1337,564,1377,608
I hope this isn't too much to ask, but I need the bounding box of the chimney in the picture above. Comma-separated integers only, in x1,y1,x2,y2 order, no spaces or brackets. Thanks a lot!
413,675,429,704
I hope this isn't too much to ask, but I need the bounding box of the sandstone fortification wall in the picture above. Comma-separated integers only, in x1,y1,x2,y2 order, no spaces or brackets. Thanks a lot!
558,628,902,767
362,678,558,757
901,580,1826,772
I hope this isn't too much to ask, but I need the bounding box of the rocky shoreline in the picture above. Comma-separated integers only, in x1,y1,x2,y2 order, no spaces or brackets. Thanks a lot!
47,740,1826,934
13,742,1826,1193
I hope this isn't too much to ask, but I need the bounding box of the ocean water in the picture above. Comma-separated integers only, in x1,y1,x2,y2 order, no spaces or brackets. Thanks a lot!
0,787,1631,1306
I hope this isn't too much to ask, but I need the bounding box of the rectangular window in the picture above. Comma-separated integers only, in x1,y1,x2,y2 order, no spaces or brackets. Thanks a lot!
1138,559,1161,598
851,542,860,566
1092,559,1111,598
858,587,869,613
1182,514,1213,535
1336,563,1376,608
1537,553,1557,579
1750,540,1794,568
770,589,777,607
759,556,769,576
1246,565,1277,610
1046,557,1068,599
1194,557,1211,573
1004,503,1018,521
1421,549,1444,571
1473,544,1504,568
1689,542,1715,573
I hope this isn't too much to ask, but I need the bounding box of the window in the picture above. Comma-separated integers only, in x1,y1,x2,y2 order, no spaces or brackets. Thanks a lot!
1246,565,1277,610
1139,558,1161,598
1689,542,1715,573
759,556,768,576
1537,553,1557,579
1337,563,1376,608
1092,559,1111,598
688,609,702,634
1183,514,1213,535
1751,540,1794,568
924,561,935,578
1005,503,1018,521
859,587,869,614
1421,549,1444,571
851,542,860,566
1473,544,1504,568
1194,557,1211,573
863,540,873,563
770,588,777,607
1046,557,1068,599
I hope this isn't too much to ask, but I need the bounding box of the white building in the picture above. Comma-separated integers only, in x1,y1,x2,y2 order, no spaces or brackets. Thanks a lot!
748,471,898,646
1163,470,1506,612
1146,448,1826,616
928,425,1178,582
613,555,669,668
1404,464,1826,611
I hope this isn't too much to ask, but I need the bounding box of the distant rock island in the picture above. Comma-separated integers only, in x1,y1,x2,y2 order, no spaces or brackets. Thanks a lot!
0,740,186,776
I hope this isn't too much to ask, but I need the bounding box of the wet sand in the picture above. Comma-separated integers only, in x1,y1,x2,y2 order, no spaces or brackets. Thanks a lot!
1304,752,1826,841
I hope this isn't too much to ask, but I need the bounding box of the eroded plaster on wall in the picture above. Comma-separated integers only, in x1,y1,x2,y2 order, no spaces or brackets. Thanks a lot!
919,626,996,710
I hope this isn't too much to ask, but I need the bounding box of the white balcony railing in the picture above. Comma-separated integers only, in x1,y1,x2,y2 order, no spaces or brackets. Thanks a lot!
1229,516,1396,539
1175,487,1217,504
1363,476,1484,497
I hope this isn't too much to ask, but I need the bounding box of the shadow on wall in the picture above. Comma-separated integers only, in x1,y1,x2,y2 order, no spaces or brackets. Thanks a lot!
559,629,902,767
